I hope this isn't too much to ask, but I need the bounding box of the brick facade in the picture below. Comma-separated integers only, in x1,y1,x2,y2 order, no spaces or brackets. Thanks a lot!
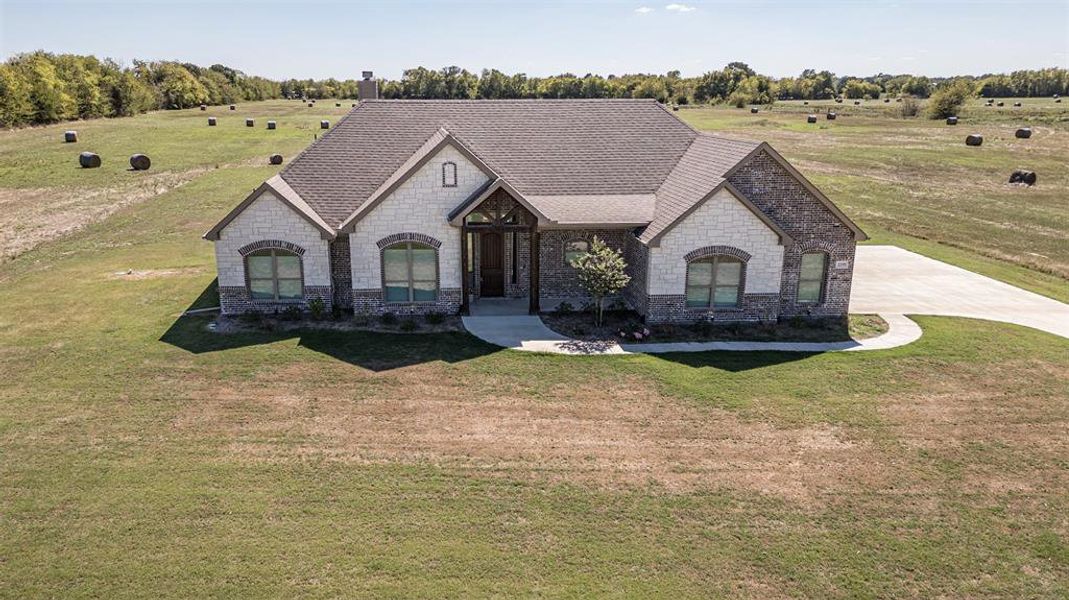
727,150,856,318
329,235,352,311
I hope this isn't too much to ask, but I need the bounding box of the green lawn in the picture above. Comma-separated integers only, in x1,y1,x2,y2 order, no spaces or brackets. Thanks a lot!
1,101,1068,598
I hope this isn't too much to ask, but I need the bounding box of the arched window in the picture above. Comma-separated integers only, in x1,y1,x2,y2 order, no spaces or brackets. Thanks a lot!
564,239,590,266
686,255,743,308
246,248,303,301
798,252,828,304
442,162,458,187
383,242,438,302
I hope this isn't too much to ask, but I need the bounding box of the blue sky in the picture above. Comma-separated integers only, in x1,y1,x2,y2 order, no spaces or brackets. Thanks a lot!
2,0,1066,79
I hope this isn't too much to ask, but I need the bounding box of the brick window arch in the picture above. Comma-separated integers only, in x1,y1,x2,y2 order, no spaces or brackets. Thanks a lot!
684,246,749,309
797,250,829,304
378,233,442,303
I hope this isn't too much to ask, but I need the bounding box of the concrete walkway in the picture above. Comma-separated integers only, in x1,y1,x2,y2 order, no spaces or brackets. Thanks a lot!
462,313,922,355
852,246,1069,339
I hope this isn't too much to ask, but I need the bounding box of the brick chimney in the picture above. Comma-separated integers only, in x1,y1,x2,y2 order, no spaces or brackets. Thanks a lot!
358,71,379,101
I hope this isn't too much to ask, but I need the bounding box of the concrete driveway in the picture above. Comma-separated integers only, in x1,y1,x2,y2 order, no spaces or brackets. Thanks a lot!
851,246,1069,339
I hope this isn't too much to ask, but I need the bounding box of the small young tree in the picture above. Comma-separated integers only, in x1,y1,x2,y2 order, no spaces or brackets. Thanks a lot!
570,236,630,326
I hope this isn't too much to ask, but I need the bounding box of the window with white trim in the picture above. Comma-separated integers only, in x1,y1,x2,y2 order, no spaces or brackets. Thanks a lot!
685,255,742,308
383,242,438,302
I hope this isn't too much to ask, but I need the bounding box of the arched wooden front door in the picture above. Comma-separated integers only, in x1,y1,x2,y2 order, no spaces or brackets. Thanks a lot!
479,231,505,297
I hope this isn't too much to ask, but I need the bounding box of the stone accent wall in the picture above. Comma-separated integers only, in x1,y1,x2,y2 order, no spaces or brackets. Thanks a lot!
348,144,490,311
728,149,857,317
648,188,784,298
211,190,332,315
537,228,630,300
329,235,352,311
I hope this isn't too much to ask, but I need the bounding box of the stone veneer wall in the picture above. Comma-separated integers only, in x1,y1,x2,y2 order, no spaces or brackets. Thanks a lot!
645,188,785,323
212,191,332,315
727,150,857,318
348,144,489,315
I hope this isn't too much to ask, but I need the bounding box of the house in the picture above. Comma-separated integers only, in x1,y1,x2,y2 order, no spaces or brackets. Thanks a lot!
205,83,865,325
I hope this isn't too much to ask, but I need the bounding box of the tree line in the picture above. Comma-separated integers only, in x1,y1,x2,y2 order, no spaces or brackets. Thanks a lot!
2,50,1067,128
0,51,281,127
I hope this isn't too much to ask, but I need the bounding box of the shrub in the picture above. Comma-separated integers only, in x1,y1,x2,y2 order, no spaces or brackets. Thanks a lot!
379,311,398,326
307,297,326,320
399,318,419,332
555,301,574,314
927,79,975,119
280,305,302,321
898,96,920,117
425,311,445,325
238,310,263,325
352,309,371,327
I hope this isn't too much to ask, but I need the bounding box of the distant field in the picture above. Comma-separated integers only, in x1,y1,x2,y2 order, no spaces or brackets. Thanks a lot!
679,98,1069,301
0,100,351,261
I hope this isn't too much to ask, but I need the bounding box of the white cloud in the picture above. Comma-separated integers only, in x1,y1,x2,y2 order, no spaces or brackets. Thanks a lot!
665,3,696,12
634,6,654,13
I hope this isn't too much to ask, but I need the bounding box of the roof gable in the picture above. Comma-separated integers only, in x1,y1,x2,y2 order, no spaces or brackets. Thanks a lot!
203,174,335,241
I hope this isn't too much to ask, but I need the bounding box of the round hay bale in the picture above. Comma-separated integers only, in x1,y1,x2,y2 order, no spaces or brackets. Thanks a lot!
267,121,276,130
269,154,283,165
996,102,1004,107
229,104,236,110
78,152,101,168
896,97,902,102
826,112,837,120
1009,170,1036,186
335,102,341,107
672,105,679,111
208,117,217,126
64,130,77,143
965,134,983,146
884,98,890,103
807,115,818,123
803,101,809,105
308,102,314,107
750,107,759,114
1057,98,1063,103
853,100,860,105
1013,102,1022,107
1015,128,1032,139
352,103,357,107
246,118,255,127
320,120,330,129
835,98,843,103
200,104,207,111
129,154,151,171
946,116,958,125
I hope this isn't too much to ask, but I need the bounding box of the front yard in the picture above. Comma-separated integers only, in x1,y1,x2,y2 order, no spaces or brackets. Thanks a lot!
0,165,1067,598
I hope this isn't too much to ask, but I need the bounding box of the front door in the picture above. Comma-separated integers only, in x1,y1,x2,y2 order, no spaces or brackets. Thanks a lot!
479,232,504,297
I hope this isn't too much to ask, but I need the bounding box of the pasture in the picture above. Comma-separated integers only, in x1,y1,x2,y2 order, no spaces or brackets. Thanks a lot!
0,100,1067,598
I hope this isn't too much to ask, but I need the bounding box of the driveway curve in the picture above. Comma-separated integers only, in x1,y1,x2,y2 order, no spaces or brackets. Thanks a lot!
851,246,1069,339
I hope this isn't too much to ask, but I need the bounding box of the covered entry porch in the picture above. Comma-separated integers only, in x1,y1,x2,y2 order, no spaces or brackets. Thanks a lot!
455,182,542,315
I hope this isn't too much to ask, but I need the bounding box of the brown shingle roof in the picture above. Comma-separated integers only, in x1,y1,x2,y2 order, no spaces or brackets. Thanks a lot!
638,134,762,244
280,99,699,227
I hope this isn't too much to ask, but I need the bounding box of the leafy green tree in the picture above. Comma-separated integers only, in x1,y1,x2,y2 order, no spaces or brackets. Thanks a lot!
0,64,32,126
927,79,975,118
570,236,630,327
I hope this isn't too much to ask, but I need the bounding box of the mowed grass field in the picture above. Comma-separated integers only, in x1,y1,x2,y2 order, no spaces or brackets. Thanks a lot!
679,97,1069,301
1,100,1068,598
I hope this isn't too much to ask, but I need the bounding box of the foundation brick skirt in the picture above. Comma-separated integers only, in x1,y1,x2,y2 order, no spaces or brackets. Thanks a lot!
352,288,462,316
219,285,333,315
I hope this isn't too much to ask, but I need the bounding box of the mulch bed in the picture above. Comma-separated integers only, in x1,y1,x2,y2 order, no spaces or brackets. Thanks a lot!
541,310,887,344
